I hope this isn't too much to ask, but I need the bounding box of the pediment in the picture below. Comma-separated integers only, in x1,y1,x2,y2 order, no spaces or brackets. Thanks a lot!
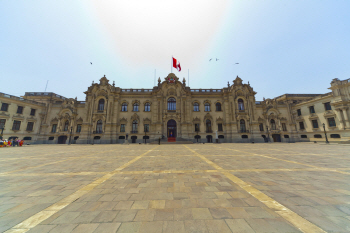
193,116,200,122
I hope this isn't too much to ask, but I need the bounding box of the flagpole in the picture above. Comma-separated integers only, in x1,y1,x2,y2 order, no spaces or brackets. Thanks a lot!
188,69,189,87
171,56,173,73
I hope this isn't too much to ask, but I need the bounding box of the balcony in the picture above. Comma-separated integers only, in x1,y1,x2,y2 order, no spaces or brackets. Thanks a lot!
206,130,213,133
131,130,138,134
239,129,249,133
93,131,103,134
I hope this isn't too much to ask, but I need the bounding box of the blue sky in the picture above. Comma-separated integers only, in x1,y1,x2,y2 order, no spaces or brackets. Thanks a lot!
1,1,350,101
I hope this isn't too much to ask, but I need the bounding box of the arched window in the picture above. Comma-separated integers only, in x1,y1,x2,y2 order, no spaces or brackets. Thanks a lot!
121,103,127,112
204,103,210,112
270,119,276,130
193,103,199,111
144,103,150,112
238,99,244,110
240,119,246,132
259,123,264,131
216,102,221,111
133,103,139,112
206,119,212,133
132,120,138,132
168,98,176,110
96,120,103,133
64,120,69,131
98,99,105,111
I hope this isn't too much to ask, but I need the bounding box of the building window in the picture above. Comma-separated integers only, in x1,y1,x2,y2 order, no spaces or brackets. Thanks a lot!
132,120,138,132
17,106,23,114
328,117,336,127
48,136,54,140
144,103,150,112
76,124,82,133
270,119,276,130
206,120,212,133
120,124,125,132
0,119,6,129
240,119,246,132
26,122,34,131
12,120,21,130
194,123,200,132
314,134,322,138
216,102,221,111
23,137,32,140
312,120,318,128
218,123,223,132
204,103,210,112
282,123,287,131
96,120,103,133
64,120,69,131
299,121,305,130
144,124,149,132
193,103,199,111
331,134,341,138
301,135,307,138
133,103,139,111
98,99,105,111
1,103,9,111
259,123,264,131
168,98,176,110
51,124,57,133
30,109,36,116
324,102,332,111
284,135,289,138
297,109,301,116
122,103,128,111
238,99,244,110
309,106,315,114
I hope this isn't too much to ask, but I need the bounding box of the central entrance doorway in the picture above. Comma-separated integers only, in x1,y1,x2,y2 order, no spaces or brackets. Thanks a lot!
58,135,67,144
167,120,176,141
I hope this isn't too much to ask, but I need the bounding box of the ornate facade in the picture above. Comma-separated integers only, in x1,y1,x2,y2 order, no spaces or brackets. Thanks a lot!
1,73,349,144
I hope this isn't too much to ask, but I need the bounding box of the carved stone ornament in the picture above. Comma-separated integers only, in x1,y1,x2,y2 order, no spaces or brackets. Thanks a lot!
193,116,200,123
233,76,243,86
99,75,109,86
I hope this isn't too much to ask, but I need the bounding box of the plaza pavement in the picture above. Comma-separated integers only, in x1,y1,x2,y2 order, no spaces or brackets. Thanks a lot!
0,143,350,233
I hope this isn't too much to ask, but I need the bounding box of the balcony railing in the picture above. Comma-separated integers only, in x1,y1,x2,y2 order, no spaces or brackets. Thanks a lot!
93,131,103,134
206,130,213,133
131,130,138,134
239,129,249,133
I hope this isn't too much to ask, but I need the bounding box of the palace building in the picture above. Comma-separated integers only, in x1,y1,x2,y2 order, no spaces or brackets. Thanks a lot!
1,73,349,144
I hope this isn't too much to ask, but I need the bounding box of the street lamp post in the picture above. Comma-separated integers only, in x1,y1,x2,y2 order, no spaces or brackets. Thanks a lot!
196,130,199,143
0,127,4,140
144,126,148,144
322,123,329,144
266,126,270,142
68,126,73,145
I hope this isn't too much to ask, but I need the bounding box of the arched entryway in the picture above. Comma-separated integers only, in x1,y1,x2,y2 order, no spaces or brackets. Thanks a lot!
167,119,177,138
58,136,67,144
272,134,281,142
206,135,212,143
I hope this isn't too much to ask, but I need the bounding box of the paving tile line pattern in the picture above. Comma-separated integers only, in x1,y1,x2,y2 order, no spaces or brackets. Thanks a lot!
183,145,326,233
3,146,159,233
222,146,350,177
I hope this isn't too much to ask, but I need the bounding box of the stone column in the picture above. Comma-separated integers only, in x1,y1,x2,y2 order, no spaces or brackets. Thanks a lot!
343,108,350,128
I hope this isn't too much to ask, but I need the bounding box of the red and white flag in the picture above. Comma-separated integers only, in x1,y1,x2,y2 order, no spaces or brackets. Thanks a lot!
172,57,181,72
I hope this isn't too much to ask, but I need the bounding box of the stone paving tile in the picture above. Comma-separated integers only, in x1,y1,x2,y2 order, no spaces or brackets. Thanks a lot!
93,222,122,233
1,143,350,232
